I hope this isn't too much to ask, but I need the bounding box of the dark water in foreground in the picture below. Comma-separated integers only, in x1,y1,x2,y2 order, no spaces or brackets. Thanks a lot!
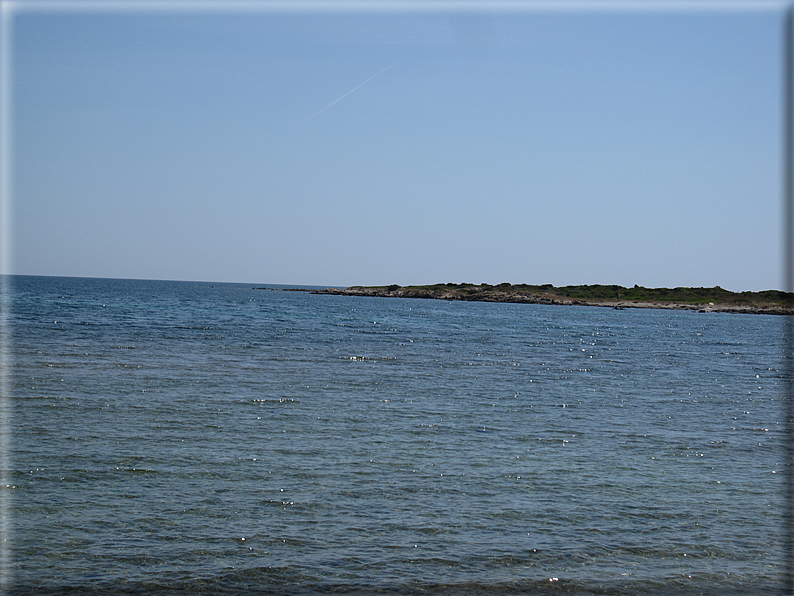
7,275,787,594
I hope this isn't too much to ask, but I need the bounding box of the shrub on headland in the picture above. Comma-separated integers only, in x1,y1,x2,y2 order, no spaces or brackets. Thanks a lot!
323,283,793,312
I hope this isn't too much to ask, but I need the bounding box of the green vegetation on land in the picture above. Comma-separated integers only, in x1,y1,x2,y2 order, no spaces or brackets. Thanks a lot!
328,282,793,313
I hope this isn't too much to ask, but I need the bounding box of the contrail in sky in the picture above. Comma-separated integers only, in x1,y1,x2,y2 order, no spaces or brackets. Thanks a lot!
301,62,397,123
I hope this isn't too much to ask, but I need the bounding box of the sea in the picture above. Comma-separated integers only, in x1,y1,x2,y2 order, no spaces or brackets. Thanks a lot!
4,275,789,595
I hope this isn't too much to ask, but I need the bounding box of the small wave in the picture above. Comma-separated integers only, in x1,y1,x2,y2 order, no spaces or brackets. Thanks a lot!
17,574,776,596
113,467,158,474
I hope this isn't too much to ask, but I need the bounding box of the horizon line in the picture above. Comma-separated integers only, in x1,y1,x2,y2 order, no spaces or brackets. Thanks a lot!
3,273,787,294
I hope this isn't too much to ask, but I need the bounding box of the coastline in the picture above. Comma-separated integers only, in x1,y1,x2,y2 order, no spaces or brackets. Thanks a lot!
313,285,794,316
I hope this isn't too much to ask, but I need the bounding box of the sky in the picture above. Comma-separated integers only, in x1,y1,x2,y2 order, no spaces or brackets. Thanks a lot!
8,1,788,291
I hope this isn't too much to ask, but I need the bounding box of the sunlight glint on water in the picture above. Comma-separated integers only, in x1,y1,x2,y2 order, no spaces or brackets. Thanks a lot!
9,276,786,595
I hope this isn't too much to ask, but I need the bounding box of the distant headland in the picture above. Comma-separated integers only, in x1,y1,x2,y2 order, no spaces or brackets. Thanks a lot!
312,283,794,315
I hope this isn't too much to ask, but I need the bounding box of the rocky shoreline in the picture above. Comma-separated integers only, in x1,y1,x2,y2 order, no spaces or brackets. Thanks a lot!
313,285,794,316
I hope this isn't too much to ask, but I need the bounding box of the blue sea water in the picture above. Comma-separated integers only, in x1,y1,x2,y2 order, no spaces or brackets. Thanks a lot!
5,275,788,595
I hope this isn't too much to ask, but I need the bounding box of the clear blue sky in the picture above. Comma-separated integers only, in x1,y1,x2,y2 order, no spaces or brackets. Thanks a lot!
11,2,786,291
